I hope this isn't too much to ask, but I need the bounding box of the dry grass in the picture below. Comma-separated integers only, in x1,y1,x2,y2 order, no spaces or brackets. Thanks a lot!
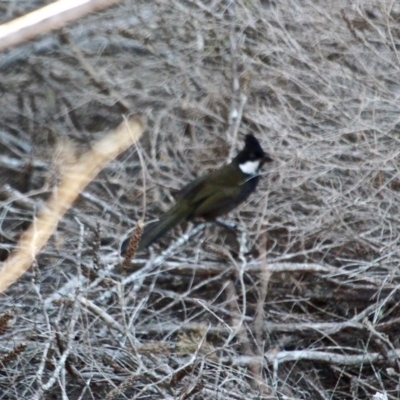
0,0,400,399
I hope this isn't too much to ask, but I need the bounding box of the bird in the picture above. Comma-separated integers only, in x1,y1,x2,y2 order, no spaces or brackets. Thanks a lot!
121,134,273,254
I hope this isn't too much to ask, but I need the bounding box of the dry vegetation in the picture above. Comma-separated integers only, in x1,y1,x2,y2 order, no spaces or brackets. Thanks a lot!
0,0,400,399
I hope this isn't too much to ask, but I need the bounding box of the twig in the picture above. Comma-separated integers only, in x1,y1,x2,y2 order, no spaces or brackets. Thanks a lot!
0,117,144,293
227,348,400,367
224,280,273,395
226,0,247,158
0,0,120,52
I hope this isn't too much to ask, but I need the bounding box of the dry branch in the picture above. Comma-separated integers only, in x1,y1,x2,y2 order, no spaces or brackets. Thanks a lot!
0,0,120,52
1,0,400,398
0,117,144,293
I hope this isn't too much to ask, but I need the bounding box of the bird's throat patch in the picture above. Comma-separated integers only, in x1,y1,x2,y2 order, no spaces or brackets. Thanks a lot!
239,160,260,175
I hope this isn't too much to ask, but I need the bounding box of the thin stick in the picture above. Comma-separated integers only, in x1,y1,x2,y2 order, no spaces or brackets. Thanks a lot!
0,117,144,293
0,0,120,52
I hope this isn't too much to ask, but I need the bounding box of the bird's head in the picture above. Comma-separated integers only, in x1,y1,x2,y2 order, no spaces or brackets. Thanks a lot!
236,134,273,175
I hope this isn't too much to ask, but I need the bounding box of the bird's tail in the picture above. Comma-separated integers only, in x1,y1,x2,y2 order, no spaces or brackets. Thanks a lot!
121,203,191,254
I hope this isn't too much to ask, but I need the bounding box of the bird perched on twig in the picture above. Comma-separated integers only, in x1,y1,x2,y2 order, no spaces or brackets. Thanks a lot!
121,134,273,255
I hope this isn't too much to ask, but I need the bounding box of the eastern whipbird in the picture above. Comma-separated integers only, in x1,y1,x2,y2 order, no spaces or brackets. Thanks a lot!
121,134,272,255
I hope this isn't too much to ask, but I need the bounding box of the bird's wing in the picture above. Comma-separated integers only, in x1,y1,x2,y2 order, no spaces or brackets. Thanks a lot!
176,164,250,218
177,164,237,201
191,185,242,218
175,173,210,200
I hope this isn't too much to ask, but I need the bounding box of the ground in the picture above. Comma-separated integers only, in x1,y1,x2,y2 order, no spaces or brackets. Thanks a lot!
0,1,399,399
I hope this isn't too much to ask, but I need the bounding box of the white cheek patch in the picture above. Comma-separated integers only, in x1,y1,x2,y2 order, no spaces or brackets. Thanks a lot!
239,160,260,175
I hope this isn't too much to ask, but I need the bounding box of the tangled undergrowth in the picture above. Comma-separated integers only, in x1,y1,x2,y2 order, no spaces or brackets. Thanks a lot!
0,1,400,399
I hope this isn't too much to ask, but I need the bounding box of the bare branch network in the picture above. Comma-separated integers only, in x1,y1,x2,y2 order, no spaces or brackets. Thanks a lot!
0,0,400,399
